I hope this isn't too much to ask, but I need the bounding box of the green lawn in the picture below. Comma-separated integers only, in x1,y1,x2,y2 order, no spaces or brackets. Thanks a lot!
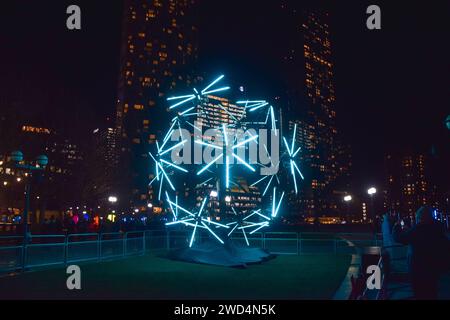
0,252,351,300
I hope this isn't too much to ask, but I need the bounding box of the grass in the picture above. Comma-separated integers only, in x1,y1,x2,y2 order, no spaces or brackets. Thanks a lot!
0,252,351,300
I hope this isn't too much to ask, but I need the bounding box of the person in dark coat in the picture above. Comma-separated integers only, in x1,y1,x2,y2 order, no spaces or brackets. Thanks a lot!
393,206,450,299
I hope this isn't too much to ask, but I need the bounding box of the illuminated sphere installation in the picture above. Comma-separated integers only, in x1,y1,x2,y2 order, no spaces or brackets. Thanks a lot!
149,74,303,251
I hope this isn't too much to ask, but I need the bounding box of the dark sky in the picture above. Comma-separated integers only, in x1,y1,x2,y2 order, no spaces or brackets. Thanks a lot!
1,0,449,190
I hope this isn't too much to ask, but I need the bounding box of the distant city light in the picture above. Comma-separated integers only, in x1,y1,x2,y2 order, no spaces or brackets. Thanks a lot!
16,177,21,182
134,208,139,213
147,203,153,208
108,196,118,203
3,181,7,186
210,190,218,197
225,195,231,202
239,86,244,92
344,195,352,202
367,187,377,195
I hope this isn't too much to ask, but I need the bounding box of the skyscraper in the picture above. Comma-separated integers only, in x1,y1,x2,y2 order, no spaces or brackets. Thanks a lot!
280,5,351,220
115,0,199,208
384,152,439,219
83,125,118,206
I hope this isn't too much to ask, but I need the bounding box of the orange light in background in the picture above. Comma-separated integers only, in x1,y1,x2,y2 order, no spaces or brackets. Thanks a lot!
152,207,163,214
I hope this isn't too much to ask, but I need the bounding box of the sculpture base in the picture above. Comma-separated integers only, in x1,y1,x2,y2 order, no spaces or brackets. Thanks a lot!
167,240,275,267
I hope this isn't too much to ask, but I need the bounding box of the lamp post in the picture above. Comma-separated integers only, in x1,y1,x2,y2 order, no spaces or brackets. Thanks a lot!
105,195,118,228
343,195,352,223
9,151,48,270
367,187,377,233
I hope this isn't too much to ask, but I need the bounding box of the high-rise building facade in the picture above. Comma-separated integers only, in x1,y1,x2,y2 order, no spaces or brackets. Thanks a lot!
115,0,199,208
279,5,351,221
194,93,261,217
383,152,439,218
83,125,118,205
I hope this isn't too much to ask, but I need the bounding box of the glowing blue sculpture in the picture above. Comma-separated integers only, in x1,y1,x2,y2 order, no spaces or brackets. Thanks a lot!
153,74,304,247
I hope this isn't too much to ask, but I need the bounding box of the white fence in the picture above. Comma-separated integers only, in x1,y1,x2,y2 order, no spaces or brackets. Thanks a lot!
0,231,383,273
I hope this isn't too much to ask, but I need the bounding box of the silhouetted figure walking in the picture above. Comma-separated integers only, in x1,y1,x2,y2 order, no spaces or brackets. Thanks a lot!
393,206,450,300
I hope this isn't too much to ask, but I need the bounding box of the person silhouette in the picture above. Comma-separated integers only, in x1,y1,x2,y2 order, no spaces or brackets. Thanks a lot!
393,206,450,299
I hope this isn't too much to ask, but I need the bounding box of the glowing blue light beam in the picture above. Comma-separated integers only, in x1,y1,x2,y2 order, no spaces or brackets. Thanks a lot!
148,172,161,186
251,175,269,187
168,200,195,217
227,223,238,236
168,95,196,109
272,187,276,217
222,124,228,146
165,191,176,219
262,175,274,196
274,191,285,218
283,137,292,156
291,160,298,194
189,222,198,247
238,222,267,229
195,140,222,149
270,106,276,133
249,102,269,112
167,94,195,101
160,159,188,172
183,222,207,229
243,212,257,220
292,161,305,180
201,221,224,244
201,218,229,229
202,86,230,95
236,100,266,104
232,135,258,149
201,75,224,94
158,139,187,156
179,106,195,116
197,153,222,175
198,196,208,217
242,229,249,246
255,211,271,221
291,123,297,155
158,162,175,191
293,146,301,158
175,195,178,218
158,174,164,200
271,188,285,218
225,155,230,188
232,153,255,172
249,222,269,234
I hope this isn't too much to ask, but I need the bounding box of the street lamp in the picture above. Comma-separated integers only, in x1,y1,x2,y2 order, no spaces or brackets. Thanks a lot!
367,187,377,226
210,190,218,197
9,150,48,270
108,196,118,203
343,195,352,223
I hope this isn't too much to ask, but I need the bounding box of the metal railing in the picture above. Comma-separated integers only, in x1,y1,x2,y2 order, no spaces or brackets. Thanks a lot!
0,231,382,273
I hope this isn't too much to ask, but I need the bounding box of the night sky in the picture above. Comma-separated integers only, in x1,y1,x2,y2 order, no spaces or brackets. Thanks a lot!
1,0,449,191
